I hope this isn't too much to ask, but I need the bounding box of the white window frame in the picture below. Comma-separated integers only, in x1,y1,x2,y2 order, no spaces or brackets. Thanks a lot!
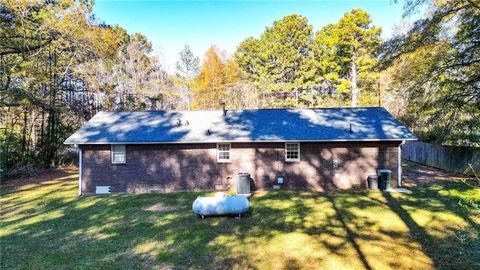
285,142,300,162
217,143,231,163
111,144,126,164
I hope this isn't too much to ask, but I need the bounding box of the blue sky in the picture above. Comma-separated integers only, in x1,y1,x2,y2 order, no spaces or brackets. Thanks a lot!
93,0,410,72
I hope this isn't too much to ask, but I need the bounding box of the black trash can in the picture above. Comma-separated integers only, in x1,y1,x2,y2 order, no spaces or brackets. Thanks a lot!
237,173,251,195
367,175,378,190
378,169,392,191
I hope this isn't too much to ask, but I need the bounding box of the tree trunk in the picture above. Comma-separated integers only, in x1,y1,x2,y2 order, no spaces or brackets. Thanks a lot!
40,110,45,147
186,81,192,110
29,110,36,150
376,81,381,107
21,109,28,158
350,54,359,107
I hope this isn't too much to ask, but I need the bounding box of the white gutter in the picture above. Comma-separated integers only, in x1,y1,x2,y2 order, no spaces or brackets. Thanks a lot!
398,141,404,187
65,138,417,145
78,148,83,196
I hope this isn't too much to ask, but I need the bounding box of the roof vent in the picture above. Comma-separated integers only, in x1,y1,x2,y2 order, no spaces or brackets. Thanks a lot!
220,101,227,116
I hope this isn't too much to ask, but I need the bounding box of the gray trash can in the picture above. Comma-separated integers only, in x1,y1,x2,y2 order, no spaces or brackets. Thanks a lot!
367,175,378,190
237,173,251,195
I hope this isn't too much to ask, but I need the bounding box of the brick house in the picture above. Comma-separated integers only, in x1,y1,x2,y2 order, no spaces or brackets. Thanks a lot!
65,107,416,194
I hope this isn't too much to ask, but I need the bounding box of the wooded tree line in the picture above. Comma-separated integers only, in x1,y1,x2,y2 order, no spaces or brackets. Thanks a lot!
1,0,478,177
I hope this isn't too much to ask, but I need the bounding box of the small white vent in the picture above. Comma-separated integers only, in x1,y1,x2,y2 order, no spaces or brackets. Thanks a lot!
149,186,161,192
96,186,111,194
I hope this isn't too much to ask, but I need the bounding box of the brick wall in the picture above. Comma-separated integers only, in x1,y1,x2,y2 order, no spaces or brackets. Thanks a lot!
80,141,400,194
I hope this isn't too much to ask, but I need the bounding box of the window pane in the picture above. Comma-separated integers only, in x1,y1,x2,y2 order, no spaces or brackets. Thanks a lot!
286,143,298,150
285,143,299,161
112,145,125,153
287,152,298,159
217,143,231,161
219,152,230,160
114,153,125,163
218,144,230,151
112,145,126,163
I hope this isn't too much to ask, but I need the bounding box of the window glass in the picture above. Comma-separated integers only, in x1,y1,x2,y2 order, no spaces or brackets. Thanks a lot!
111,145,126,164
217,143,231,162
285,143,300,161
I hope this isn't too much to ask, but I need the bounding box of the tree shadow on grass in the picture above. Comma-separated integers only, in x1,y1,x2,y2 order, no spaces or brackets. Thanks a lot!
325,193,373,270
381,183,480,270
1,176,479,269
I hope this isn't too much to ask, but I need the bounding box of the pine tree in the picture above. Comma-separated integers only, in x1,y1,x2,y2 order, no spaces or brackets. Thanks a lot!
236,14,313,107
312,9,381,107
175,45,200,109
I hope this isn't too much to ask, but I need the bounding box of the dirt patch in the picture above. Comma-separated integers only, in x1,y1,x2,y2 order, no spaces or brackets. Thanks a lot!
141,203,186,212
402,161,477,187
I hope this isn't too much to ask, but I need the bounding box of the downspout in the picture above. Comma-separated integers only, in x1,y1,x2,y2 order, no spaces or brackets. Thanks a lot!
78,146,83,196
398,141,404,187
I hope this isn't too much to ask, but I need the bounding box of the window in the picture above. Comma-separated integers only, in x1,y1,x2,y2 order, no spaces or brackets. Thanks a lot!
217,143,231,163
111,145,126,164
285,142,300,162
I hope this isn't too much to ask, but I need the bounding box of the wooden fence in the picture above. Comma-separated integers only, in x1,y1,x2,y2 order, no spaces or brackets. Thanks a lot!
402,141,480,175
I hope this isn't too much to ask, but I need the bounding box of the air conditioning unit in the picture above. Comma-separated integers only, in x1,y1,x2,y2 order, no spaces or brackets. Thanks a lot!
236,173,251,196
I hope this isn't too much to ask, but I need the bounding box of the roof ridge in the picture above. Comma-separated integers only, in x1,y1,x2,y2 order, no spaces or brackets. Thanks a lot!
97,107,386,113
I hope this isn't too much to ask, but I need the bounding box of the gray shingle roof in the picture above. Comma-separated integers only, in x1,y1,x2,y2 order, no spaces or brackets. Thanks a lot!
64,107,416,144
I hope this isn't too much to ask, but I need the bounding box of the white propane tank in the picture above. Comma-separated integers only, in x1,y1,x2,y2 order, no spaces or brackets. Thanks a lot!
192,195,249,217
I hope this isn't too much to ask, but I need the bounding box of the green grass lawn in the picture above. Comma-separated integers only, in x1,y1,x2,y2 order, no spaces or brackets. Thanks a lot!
1,164,479,270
